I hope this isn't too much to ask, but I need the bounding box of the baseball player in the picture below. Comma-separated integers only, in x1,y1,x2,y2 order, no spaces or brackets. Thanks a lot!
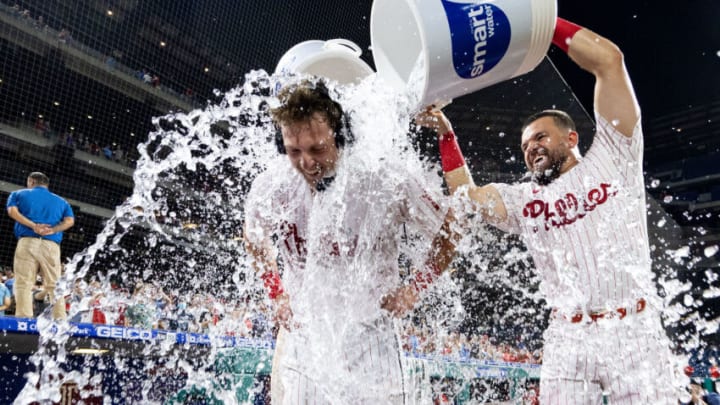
244,80,458,404
417,17,683,403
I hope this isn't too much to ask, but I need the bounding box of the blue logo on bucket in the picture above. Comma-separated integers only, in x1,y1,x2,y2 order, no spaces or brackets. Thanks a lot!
441,0,511,79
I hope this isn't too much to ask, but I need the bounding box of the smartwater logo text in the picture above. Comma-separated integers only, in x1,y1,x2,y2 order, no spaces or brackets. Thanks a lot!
441,0,511,78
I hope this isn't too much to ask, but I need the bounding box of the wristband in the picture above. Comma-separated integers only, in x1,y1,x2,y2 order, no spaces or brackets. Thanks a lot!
552,18,583,53
410,263,443,293
438,131,466,173
260,270,284,300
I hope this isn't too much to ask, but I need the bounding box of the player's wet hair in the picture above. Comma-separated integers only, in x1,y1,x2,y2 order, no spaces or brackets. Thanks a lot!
28,172,49,186
271,79,343,134
270,79,351,154
522,109,577,133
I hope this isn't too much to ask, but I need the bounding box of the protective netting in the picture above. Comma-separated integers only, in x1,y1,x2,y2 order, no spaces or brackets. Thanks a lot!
0,0,717,403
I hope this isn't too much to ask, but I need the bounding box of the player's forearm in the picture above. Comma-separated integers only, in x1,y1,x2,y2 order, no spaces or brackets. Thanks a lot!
259,267,284,300
416,109,478,193
553,18,627,82
439,130,479,197
411,210,461,292
246,244,279,277
564,26,625,80
554,18,639,137
427,210,460,273
573,30,640,136
250,259,284,299
245,238,285,300
439,130,509,226
444,165,475,195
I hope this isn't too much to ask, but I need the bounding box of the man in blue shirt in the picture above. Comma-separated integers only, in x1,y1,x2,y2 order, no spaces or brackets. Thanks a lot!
6,172,74,319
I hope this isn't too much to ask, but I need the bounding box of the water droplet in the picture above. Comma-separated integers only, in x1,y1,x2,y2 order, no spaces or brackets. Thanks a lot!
498,132,505,138
704,245,719,257
650,179,660,188
663,195,673,203
702,287,720,300
118,216,132,229
671,246,691,260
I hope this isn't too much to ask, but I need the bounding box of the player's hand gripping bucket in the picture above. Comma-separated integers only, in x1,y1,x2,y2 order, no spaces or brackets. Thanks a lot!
370,0,557,109
274,39,375,91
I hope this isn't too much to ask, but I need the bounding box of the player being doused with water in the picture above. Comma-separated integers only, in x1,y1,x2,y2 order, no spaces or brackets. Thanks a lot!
243,79,459,404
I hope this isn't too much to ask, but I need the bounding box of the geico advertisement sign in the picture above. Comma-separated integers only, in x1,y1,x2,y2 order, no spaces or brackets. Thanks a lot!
96,326,154,340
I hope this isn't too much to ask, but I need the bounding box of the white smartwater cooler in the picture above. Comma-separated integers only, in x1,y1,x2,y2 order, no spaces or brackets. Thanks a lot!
370,0,557,110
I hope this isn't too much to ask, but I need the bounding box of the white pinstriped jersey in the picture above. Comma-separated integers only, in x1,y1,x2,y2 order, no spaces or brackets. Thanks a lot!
495,114,680,403
245,156,445,320
494,113,654,311
245,155,446,404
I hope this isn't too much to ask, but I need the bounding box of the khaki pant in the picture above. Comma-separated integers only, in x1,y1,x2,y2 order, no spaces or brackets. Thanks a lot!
13,237,66,320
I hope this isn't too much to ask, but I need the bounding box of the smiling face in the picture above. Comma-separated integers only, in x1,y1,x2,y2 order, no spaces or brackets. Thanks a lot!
281,112,339,188
521,116,578,185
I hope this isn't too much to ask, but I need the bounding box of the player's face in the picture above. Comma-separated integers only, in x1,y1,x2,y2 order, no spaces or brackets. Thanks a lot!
520,117,574,185
281,112,339,188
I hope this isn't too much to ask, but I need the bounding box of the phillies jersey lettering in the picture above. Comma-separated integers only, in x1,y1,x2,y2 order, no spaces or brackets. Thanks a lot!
328,238,358,257
522,182,618,231
281,222,307,259
283,221,360,258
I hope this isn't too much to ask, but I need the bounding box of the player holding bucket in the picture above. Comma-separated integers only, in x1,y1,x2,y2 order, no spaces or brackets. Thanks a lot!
417,14,685,404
